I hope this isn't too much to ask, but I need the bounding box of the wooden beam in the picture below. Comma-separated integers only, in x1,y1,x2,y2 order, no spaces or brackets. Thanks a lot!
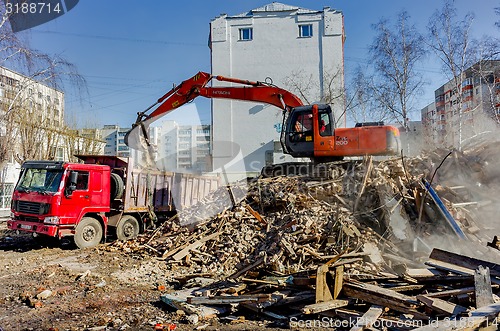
302,299,350,314
429,248,500,277
229,256,265,279
316,264,333,303
416,295,467,316
425,259,500,286
187,294,271,305
426,286,475,298
172,231,222,261
343,282,427,320
333,265,344,300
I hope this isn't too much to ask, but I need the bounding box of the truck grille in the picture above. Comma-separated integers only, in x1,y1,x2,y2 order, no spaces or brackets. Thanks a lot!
17,201,42,214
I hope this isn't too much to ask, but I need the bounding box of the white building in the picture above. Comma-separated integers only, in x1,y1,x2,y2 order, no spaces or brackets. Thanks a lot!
156,120,211,173
209,3,345,175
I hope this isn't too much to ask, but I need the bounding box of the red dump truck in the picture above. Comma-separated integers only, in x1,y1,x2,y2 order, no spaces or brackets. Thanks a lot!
7,155,219,248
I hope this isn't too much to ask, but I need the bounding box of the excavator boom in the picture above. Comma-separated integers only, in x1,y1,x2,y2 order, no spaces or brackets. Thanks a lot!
124,71,303,150
125,71,400,168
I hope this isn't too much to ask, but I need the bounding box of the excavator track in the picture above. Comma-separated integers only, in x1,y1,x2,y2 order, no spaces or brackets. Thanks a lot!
261,160,362,180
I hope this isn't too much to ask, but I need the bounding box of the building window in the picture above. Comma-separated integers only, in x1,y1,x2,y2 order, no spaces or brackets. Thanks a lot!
299,24,313,38
239,28,253,41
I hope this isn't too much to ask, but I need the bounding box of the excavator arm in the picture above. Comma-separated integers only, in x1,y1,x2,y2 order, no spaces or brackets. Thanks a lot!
125,71,303,150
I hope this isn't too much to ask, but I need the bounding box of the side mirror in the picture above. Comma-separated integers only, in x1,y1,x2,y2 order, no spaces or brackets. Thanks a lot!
65,171,78,196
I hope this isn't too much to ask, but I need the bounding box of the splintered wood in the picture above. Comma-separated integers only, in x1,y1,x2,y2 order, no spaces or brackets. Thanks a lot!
107,142,500,328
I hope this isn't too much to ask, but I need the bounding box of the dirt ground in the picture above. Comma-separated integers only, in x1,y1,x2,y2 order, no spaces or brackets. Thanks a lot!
0,221,291,331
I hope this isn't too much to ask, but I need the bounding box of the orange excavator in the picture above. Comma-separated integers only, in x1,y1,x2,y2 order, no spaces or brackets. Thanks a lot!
125,71,400,173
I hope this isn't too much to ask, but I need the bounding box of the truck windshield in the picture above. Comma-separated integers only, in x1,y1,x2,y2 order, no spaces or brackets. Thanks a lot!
16,168,64,193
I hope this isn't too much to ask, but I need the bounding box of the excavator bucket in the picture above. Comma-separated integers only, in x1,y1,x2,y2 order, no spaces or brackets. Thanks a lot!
124,116,157,152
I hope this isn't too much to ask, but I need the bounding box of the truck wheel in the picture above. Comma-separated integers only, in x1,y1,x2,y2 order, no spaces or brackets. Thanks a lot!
110,173,124,200
116,215,140,241
74,217,103,249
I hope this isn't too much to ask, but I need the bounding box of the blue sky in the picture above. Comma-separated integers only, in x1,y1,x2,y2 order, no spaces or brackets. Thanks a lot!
18,0,500,128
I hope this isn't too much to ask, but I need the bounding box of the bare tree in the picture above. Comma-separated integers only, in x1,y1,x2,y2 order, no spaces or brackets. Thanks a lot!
63,128,104,162
283,66,345,124
467,9,500,125
496,7,500,29
369,11,427,130
283,70,315,105
0,3,87,166
427,1,475,149
346,66,399,125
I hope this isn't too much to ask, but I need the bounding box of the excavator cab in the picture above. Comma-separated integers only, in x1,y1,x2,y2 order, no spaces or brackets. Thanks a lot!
282,104,334,158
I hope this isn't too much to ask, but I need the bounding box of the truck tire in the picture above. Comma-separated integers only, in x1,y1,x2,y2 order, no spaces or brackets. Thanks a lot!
74,217,103,249
115,215,140,241
110,173,124,200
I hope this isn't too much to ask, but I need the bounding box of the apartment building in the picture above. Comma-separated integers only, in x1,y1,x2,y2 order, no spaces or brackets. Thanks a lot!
209,3,345,175
422,60,500,149
157,120,211,173
0,66,64,128
101,125,131,157
0,66,65,209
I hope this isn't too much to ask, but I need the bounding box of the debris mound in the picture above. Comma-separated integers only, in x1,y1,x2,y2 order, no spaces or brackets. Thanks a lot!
105,145,500,327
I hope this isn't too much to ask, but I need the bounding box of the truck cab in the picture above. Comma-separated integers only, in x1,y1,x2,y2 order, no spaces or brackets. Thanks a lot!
8,160,111,248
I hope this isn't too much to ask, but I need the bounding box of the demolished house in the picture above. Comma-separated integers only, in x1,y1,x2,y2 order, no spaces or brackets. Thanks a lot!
105,137,500,330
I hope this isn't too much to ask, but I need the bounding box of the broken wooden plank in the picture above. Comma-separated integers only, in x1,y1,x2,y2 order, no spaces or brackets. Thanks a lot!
187,294,270,305
475,266,495,308
333,265,344,300
425,259,500,286
349,305,384,331
389,284,425,292
353,156,373,211
416,295,467,316
316,264,334,303
426,286,476,298
229,256,265,279
343,282,428,320
429,248,500,276
172,231,222,261
302,299,350,314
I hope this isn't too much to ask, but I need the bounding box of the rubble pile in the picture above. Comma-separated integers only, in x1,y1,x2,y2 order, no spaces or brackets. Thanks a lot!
114,157,436,274
104,146,500,328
